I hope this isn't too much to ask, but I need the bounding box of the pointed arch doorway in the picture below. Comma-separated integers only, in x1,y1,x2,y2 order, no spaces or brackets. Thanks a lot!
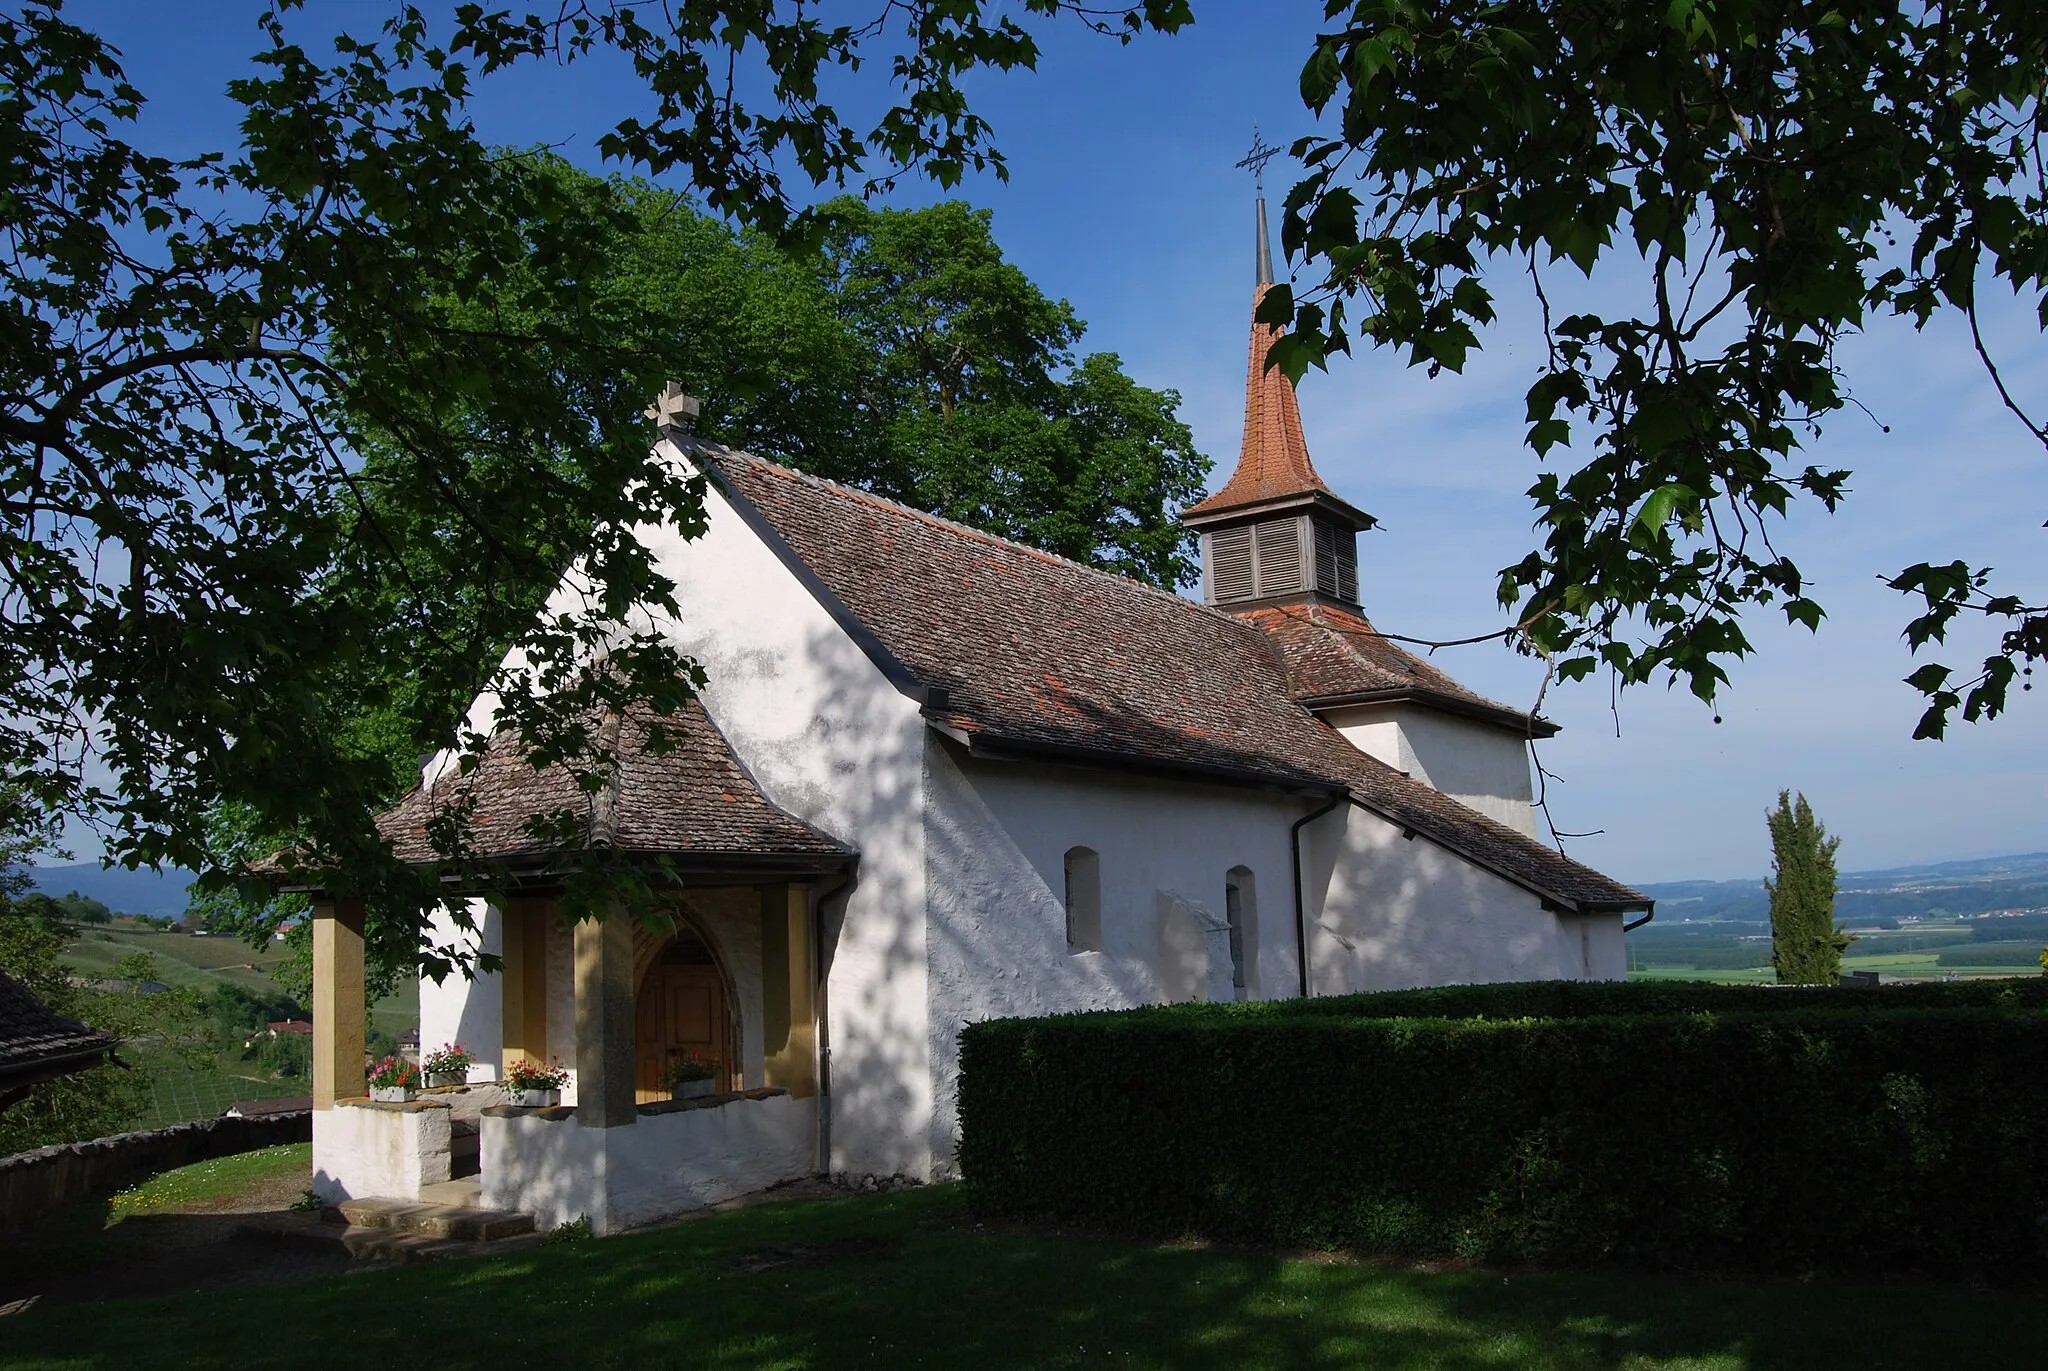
634,924,736,1104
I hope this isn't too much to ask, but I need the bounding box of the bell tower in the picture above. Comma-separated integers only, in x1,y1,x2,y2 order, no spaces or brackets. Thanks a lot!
1182,134,1373,610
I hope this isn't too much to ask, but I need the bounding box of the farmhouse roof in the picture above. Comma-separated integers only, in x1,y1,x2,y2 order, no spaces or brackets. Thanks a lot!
700,442,1644,913
373,698,851,874
0,970,115,1099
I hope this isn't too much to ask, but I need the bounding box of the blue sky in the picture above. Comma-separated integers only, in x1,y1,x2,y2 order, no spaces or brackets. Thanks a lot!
71,1,2048,884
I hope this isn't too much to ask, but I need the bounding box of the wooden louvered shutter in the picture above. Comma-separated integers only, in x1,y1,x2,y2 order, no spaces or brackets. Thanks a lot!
1313,518,1360,602
1335,528,1358,602
1313,520,1338,596
1253,518,1302,596
1209,526,1255,602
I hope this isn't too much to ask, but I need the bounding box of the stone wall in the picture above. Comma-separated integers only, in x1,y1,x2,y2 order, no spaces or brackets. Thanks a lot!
0,1111,311,1231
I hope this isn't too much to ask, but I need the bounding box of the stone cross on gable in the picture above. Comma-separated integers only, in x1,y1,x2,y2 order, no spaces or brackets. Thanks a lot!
643,381,700,432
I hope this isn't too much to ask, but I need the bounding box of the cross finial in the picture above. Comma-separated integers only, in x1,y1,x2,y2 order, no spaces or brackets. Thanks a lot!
1235,127,1279,194
643,381,700,432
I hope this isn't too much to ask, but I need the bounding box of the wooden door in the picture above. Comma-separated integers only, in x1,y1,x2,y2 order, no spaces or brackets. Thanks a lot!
635,945,731,1104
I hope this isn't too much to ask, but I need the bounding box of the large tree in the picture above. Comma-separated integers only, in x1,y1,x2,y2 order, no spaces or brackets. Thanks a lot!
193,167,1206,983
1269,1,2048,737
0,0,1189,971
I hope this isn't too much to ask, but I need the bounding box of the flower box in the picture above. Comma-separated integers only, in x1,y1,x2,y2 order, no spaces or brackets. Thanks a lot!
367,1054,419,1103
503,1057,570,1110
420,1043,475,1089
672,1079,716,1101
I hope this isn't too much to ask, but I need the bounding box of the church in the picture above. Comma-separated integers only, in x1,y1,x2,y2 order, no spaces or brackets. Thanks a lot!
302,193,1649,1234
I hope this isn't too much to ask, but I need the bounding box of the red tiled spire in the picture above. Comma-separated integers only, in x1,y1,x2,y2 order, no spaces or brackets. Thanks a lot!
1183,195,1336,520
1183,282,1334,519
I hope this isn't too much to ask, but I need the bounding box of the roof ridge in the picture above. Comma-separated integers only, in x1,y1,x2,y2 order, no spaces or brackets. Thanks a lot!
675,435,1264,629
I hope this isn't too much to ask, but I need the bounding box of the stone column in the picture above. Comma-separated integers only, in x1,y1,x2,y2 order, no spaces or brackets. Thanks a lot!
574,909,637,1128
500,896,552,1076
760,883,817,1098
311,896,366,1109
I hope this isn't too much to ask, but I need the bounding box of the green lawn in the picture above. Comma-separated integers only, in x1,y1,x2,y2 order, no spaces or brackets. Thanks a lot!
5,1184,2047,1370
103,1143,312,1220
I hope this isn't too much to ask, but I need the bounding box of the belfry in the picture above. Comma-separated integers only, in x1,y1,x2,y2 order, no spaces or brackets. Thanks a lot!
1180,166,1374,610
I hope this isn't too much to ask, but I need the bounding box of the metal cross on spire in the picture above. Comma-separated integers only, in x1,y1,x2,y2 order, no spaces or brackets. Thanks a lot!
1235,127,1279,193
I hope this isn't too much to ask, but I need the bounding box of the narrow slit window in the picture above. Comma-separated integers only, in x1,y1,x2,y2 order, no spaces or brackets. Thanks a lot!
1225,866,1256,998
1064,847,1101,953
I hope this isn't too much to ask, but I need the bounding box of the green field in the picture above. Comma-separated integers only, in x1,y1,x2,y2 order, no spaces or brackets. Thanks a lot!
57,926,417,1129
1628,918,2042,985
7,1183,2048,1370
60,926,289,994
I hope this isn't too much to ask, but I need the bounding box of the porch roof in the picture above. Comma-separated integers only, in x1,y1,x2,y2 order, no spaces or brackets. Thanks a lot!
374,699,852,874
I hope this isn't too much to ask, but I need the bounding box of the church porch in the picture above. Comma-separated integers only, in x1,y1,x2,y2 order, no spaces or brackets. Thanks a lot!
308,876,839,1236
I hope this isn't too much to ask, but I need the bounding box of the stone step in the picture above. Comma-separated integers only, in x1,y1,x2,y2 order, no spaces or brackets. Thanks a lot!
338,1225,545,1264
336,1196,535,1242
417,1177,484,1209
235,1212,544,1266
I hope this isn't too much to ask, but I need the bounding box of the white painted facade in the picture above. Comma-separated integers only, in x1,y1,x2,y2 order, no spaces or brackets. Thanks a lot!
481,1094,813,1235
1323,702,1540,836
311,1100,453,1204
394,437,1640,1226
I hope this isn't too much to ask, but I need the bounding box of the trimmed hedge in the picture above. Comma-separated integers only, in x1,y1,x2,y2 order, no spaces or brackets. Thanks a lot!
958,983,2048,1276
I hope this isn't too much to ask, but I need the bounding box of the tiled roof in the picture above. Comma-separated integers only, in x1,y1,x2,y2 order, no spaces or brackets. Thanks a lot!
1182,283,1336,520
0,971,113,1085
705,444,1645,912
374,699,850,868
1236,603,1558,737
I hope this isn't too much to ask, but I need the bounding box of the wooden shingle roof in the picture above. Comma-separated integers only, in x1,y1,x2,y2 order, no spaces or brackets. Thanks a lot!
1235,602,1559,737
374,699,850,872
704,443,1645,913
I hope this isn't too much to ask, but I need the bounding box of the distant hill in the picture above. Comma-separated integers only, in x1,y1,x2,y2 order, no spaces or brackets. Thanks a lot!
1640,852,2048,925
25,863,195,918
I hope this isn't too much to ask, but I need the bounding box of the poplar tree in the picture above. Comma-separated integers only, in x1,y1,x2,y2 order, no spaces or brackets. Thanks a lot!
1765,791,1851,986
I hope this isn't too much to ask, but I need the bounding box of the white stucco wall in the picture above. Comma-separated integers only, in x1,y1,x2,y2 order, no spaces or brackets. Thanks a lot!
636,443,932,1180
1557,912,1629,981
1323,703,1538,836
311,1102,453,1203
418,898,502,1082
480,1094,814,1235
921,741,1305,1174
1303,802,1585,993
